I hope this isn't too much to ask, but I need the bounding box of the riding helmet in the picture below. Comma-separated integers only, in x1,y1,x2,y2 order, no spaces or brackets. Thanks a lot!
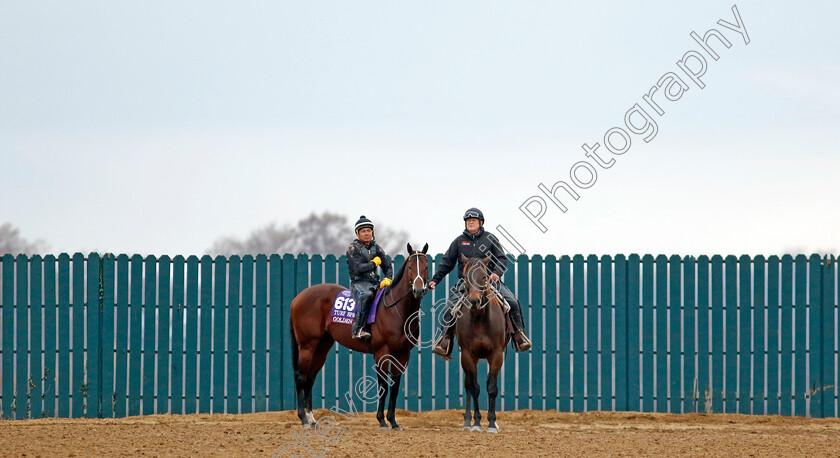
463,207,485,223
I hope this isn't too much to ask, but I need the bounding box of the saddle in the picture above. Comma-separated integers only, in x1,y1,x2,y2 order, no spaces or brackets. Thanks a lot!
451,285,514,336
490,285,517,341
367,287,387,323
451,284,510,314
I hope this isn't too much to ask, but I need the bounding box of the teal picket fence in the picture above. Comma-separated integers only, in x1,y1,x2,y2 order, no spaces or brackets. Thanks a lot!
0,253,837,419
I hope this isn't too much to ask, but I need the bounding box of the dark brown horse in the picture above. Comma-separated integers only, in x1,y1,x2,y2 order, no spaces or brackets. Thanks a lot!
455,254,508,433
290,243,429,430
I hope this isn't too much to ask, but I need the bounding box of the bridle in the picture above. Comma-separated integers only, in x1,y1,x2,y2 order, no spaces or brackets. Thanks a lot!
383,252,429,309
409,251,427,294
463,261,498,311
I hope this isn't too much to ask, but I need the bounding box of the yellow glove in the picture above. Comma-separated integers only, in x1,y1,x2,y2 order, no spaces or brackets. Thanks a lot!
371,256,382,266
380,278,392,288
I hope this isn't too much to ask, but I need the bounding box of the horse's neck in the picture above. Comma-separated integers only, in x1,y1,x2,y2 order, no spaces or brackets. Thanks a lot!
468,293,497,321
399,296,421,319
387,277,415,314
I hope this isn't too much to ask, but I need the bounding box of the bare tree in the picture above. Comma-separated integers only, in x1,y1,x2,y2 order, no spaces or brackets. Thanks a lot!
0,223,48,256
375,226,411,256
207,223,294,257
283,212,353,255
207,212,411,257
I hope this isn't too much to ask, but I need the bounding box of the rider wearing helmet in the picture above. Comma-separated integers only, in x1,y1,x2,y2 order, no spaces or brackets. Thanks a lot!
428,208,532,359
347,215,393,341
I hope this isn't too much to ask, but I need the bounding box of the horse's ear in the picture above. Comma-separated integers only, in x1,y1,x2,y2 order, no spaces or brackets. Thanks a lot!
407,242,413,254
422,243,428,254
460,253,469,264
481,256,491,266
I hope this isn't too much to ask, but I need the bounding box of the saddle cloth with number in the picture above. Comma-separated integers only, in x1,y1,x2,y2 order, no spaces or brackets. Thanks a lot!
330,288,385,325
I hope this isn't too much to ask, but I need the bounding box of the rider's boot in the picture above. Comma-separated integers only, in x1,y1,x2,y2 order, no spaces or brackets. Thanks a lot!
432,305,457,360
509,300,532,352
352,296,372,341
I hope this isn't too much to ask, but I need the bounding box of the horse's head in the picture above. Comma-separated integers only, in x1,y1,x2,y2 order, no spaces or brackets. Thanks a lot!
461,254,491,309
406,243,429,299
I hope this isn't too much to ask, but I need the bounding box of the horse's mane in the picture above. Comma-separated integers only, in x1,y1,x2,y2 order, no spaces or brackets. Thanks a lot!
390,252,413,286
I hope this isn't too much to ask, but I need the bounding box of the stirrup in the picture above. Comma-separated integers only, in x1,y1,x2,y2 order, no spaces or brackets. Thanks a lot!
432,336,452,361
353,328,371,341
513,331,532,352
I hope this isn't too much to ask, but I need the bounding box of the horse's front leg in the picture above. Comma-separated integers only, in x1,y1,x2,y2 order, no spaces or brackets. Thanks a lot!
386,373,403,431
376,373,389,429
486,350,504,433
460,351,481,432
462,372,475,431
471,376,482,431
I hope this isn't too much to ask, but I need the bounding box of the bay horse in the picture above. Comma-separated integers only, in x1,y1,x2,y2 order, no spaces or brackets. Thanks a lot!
455,254,508,433
289,243,429,430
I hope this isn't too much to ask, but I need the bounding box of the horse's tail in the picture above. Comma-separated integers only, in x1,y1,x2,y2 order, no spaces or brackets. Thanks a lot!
289,314,300,400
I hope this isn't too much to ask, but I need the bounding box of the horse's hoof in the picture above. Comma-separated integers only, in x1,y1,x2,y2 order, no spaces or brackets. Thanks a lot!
302,423,313,430
379,426,390,431
470,426,483,433
305,411,317,425
391,425,402,431
486,427,499,434
462,425,472,431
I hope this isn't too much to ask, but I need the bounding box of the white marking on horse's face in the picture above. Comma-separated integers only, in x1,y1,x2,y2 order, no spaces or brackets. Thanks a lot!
410,254,427,297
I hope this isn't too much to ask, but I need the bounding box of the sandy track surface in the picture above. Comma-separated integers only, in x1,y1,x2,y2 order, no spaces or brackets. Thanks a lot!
3,409,840,457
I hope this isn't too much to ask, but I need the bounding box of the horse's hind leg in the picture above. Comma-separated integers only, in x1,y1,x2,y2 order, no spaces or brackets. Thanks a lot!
303,376,317,427
305,335,335,426
486,350,504,433
294,353,311,427
298,335,334,428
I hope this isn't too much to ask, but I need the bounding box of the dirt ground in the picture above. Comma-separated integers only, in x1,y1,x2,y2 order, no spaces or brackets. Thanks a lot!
3,409,840,457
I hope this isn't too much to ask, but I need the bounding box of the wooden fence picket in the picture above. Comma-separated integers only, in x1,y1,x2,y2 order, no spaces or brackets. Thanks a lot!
1,252,837,419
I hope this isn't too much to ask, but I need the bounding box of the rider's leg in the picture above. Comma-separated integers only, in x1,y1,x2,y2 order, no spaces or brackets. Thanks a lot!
497,282,532,352
351,282,374,340
432,283,464,360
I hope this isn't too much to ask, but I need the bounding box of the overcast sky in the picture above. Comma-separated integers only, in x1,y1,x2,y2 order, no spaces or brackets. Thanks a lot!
1,1,838,257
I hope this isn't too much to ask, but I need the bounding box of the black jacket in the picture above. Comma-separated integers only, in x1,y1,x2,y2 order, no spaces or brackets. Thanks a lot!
431,227,506,284
346,239,393,283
